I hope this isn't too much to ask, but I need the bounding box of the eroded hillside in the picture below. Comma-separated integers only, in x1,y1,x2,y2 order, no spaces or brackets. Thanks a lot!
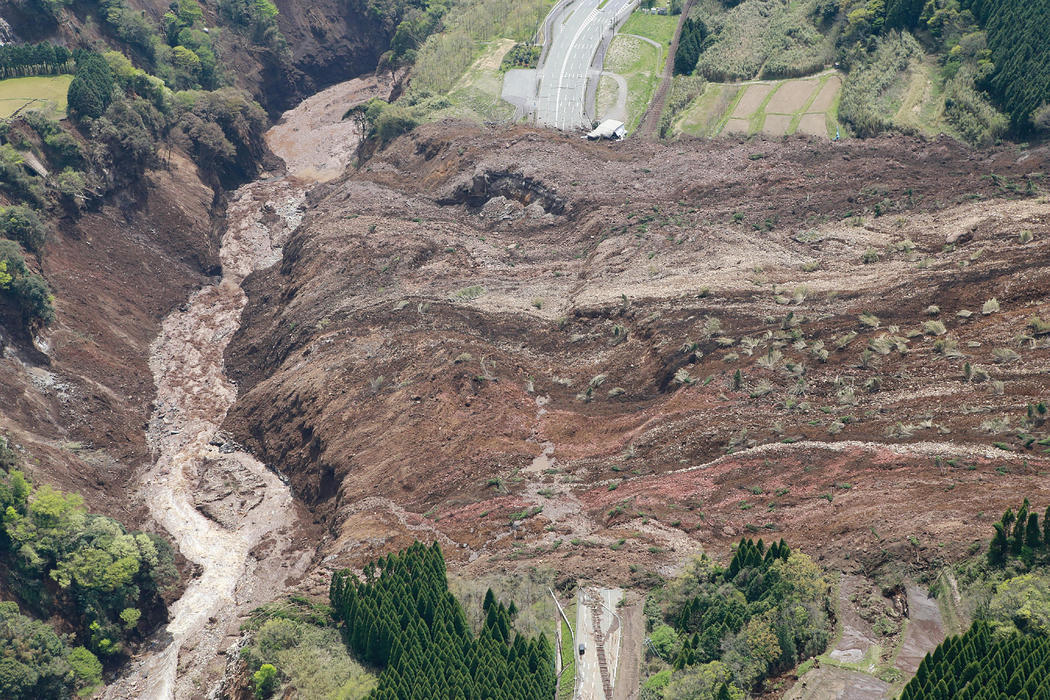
222,124,1050,585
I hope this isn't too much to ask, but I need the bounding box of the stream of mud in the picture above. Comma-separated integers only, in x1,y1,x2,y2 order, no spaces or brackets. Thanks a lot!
103,77,384,700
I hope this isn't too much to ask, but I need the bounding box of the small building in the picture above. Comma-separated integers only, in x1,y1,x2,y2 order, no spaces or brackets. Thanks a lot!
586,119,626,140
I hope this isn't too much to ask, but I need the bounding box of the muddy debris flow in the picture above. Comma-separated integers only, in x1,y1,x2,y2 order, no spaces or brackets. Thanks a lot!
102,77,381,699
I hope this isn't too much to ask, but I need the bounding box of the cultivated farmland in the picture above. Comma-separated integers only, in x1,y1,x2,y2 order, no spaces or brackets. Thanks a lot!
674,71,842,138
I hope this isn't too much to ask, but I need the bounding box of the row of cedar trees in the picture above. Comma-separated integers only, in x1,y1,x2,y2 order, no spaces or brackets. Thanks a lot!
0,42,74,80
988,499,1050,567
329,542,556,700
670,538,791,668
898,620,1050,699
673,18,707,76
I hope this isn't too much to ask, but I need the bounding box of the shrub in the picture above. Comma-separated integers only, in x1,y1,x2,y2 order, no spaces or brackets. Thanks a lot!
9,274,54,328
0,206,48,254
252,663,279,698
922,320,947,336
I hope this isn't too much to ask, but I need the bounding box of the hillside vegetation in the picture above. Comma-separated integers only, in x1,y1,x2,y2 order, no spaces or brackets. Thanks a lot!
670,0,1049,144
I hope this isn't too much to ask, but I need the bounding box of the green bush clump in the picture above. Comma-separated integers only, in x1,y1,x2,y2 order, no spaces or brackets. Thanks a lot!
0,601,102,699
656,538,832,694
0,240,54,329
500,43,540,71
0,458,178,660
0,205,48,254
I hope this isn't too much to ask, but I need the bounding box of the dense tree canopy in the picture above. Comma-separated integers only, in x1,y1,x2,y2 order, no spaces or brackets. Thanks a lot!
0,456,177,660
330,542,556,700
899,620,1050,699
660,538,832,694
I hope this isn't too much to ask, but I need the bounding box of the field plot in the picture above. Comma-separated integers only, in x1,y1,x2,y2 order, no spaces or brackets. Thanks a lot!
674,71,842,139
618,12,677,48
596,30,664,133
0,75,73,118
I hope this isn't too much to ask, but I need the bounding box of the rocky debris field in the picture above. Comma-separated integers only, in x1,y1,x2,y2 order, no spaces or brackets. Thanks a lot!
222,122,1050,587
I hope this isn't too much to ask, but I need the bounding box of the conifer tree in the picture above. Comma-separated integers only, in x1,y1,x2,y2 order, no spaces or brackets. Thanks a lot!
1026,513,1041,549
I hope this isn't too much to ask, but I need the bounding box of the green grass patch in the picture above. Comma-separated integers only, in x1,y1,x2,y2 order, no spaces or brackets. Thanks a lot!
601,33,664,133
620,12,677,47
557,605,576,700
0,75,73,118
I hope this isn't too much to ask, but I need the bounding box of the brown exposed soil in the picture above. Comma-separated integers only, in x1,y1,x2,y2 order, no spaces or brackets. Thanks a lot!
0,151,219,523
218,122,1050,589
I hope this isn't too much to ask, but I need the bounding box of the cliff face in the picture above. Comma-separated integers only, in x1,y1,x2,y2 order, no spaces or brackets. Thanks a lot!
0,153,218,518
223,123,1050,579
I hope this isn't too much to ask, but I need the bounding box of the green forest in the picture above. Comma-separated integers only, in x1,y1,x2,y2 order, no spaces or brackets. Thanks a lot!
329,542,556,700
898,620,1050,699
0,437,178,698
642,538,832,699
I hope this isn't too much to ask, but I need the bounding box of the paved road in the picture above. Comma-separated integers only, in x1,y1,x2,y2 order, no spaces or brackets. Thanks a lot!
576,586,623,700
536,0,636,131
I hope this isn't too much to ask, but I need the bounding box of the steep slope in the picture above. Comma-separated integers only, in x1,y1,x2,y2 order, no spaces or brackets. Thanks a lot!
224,125,1050,584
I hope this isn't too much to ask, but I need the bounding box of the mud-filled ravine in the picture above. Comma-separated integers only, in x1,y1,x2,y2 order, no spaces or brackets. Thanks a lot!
102,76,386,700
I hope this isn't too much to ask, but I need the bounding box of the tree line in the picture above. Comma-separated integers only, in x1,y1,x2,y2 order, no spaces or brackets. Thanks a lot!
961,0,1050,133
0,42,74,80
329,541,556,700
988,498,1050,568
673,18,707,76
898,619,1050,699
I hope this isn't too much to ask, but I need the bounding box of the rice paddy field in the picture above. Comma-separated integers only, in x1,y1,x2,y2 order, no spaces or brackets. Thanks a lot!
0,75,73,118
674,71,843,139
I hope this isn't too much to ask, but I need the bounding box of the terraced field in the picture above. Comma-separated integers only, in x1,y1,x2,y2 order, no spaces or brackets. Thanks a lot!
675,71,843,139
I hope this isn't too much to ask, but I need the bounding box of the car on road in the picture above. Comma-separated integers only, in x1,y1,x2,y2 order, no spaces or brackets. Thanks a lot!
579,642,586,655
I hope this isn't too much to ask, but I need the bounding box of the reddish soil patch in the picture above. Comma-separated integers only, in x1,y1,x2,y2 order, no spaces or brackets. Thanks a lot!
221,121,1050,582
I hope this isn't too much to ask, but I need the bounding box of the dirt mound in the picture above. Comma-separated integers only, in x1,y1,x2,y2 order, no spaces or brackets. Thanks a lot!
223,121,1050,580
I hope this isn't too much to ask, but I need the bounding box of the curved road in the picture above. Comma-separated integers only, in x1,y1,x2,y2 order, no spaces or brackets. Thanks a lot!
536,0,636,131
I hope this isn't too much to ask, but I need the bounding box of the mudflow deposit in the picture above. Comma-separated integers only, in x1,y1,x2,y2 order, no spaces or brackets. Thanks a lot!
1,34,1048,700
221,123,1050,585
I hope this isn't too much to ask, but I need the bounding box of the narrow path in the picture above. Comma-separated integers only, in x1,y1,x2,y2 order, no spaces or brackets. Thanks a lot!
597,70,629,123
621,32,662,50
103,76,384,700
